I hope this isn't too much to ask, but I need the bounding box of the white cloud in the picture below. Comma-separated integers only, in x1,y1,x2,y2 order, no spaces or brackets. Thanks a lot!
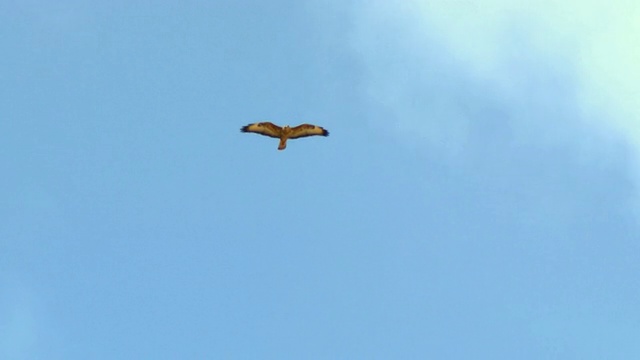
419,0,639,139
350,0,639,156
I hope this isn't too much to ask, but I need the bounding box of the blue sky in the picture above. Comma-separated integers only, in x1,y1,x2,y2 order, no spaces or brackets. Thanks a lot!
2,1,639,359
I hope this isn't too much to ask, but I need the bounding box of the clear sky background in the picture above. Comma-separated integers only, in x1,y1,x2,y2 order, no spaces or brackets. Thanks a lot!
2,1,639,359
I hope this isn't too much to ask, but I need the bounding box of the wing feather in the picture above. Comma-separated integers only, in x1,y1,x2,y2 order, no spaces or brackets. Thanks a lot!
288,124,329,139
240,122,283,138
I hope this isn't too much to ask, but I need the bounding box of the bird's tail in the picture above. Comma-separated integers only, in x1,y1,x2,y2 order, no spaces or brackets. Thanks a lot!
278,138,287,150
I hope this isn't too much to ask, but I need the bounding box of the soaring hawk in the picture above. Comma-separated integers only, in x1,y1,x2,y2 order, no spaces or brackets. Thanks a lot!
240,122,329,150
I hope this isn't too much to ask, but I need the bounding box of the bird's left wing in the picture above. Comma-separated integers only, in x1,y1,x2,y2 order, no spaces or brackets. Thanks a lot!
288,124,329,139
240,122,282,138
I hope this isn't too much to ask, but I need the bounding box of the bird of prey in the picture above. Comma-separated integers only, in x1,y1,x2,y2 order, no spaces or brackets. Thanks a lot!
240,122,329,150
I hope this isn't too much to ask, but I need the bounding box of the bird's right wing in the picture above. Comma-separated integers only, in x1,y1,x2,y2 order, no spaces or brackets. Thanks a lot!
288,124,329,139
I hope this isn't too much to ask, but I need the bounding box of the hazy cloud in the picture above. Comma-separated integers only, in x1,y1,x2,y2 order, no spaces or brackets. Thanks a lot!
0,283,38,360
350,0,638,158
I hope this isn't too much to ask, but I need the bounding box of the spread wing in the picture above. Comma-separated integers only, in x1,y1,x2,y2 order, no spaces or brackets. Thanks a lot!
288,124,329,139
240,122,283,138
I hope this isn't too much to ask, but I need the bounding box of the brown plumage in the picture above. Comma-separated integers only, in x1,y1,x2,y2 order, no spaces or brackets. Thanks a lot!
240,122,329,150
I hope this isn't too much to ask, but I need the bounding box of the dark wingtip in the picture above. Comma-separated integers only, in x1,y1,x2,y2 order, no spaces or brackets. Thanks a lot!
323,129,329,136
240,125,250,132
